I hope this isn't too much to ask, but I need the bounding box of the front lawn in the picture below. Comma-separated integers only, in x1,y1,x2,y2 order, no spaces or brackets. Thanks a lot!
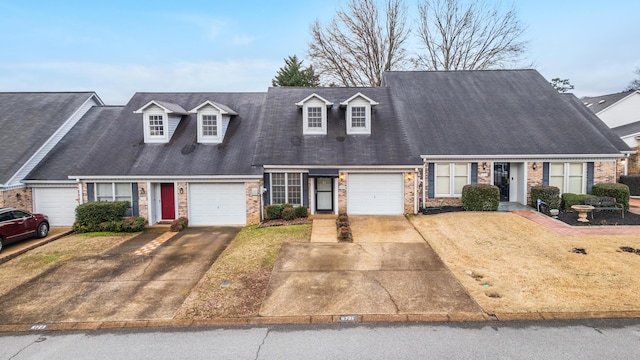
176,224,312,319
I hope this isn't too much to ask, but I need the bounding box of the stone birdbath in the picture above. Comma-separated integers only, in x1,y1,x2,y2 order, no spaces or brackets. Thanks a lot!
571,205,595,223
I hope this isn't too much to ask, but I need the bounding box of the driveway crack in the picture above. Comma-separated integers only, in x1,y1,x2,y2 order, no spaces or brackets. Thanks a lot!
363,272,400,313
137,256,154,280
8,335,46,359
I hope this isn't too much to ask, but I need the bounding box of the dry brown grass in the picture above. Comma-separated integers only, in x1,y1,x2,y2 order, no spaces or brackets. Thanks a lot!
410,212,640,314
0,233,135,297
176,224,311,319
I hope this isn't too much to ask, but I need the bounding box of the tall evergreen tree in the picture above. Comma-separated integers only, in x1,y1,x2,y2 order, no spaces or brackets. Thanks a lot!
272,55,320,87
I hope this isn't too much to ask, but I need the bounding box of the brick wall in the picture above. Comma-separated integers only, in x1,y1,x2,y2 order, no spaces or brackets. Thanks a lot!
527,162,543,205
337,174,347,214
477,162,492,185
595,161,617,184
628,147,640,175
404,173,415,214
137,182,149,221
0,187,33,211
245,181,261,225
177,182,188,219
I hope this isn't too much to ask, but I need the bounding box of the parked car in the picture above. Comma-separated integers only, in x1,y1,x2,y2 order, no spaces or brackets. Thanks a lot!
0,208,49,253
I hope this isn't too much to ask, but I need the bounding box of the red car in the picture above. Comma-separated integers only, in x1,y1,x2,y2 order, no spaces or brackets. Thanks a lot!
0,208,49,253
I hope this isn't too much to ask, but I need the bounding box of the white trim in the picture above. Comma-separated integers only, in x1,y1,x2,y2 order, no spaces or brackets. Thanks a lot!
421,154,627,161
133,100,187,115
549,162,587,194
295,93,332,107
188,100,237,115
68,175,261,181
269,172,303,206
339,92,379,106
263,165,419,169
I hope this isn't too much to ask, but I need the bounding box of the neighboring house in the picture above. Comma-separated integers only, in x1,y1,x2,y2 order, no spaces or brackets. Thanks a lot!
582,90,640,173
0,92,104,225
12,70,633,226
30,93,266,226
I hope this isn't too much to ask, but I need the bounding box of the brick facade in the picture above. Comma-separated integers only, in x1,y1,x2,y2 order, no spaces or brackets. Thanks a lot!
337,174,347,214
177,182,188,219
0,187,33,211
403,173,415,214
245,181,261,225
137,182,149,221
527,162,544,205
596,161,617,184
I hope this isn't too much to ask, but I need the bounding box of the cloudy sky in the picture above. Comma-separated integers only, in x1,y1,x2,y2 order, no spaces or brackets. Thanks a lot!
1,0,638,104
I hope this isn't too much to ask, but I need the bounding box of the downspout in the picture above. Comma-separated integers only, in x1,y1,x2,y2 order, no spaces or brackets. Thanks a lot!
76,179,83,205
422,164,426,209
414,168,418,214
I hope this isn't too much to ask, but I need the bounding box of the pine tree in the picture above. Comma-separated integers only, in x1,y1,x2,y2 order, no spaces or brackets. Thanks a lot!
272,55,320,87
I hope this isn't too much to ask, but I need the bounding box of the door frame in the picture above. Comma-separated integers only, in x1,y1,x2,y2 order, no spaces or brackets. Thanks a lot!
493,162,511,202
315,177,334,213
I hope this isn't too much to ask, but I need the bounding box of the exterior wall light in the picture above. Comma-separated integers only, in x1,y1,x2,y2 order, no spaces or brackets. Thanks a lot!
482,162,487,170
407,172,413,181
532,162,537,170
339,173,345,181
140,187,146,195
179,187,184,194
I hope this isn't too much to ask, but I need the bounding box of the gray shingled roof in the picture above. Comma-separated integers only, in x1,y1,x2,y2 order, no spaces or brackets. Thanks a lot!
0,92,97,184
58,92,266,177
384,70,631,156
253,87,420,166
611,120,640,138
26,106,125,181
582,90,636,114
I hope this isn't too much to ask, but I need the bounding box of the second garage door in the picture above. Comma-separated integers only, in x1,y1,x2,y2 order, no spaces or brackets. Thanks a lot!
189,183,246,226
347,173,404,215
33,187,79,226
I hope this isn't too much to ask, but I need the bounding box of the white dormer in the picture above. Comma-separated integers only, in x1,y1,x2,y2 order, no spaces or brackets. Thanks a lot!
340,92,378,135
134,100,188,143
189,101,238,144
296,93,332,135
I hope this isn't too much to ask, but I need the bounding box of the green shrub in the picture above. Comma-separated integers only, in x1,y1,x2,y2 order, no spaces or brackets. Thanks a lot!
620,175,640,196
461,184,499,211
561,193,594,211
337,213,348,222
592,183,630,211
121,216,147,232
294,206,308,218
282,203,294,209
170,217,189,232
266,204,284,220
530,186,561,209
281,207,296,221
74,201,130,232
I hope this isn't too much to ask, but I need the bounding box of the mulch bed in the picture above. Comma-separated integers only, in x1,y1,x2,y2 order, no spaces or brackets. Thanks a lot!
258,218,312,228
419,205,640,226
555,210,640,226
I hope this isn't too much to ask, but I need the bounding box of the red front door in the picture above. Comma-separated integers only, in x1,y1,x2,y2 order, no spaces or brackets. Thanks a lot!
160,183,176,220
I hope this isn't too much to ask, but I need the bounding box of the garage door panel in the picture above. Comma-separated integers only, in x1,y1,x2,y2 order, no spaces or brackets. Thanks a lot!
33,187,79,226
189,184,246,226
347,173,403,215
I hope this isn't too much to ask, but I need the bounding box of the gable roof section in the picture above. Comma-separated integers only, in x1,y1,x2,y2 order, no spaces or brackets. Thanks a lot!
295,93,332,107
0,92,102,187
133,100,189,115
582,90,637,114
63,92,266,178
384,70,631,158
611,120,640,138
254,87,419,166
340,92,379,106
188,100,238,115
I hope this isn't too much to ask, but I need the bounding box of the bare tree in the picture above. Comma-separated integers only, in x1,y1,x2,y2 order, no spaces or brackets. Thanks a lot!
308,0,410,87
550,78,574,93
414,0,527,70
625,67,640,91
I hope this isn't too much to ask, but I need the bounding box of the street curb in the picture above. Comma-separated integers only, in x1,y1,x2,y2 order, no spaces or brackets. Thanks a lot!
1,311,639,333
0,230,73,265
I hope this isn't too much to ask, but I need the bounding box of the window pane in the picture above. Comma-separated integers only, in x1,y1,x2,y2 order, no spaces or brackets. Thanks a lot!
271,173,286,204
436,163,450,176
96,183,113,201
307,107,322,128
287,173,301,205
351,106,366,128
569,163,583,176
550,163,564,176
568,176,583,194
454,163,468,176
148,115,164,136
202,114,218,136
115,183,132,202
549,176,564,193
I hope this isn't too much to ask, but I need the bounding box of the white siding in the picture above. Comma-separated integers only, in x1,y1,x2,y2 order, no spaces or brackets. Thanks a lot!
167,114,181,139
347,173,404,215
598,93,640,128
189,183,246,226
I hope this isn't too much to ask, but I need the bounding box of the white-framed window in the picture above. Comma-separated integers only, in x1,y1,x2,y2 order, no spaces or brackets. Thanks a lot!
434,163,470,197
148,114,164,136
549,162,585,194
307,107,322,128
351,106,366,128
94,183,134,215
270,173,302,205
201,114,218,137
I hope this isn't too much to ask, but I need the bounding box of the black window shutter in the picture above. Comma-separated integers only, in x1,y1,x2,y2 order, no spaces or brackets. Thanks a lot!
131,183,139,216
471,163,478,184
428,163,434,198
263,174,271,205
87,183,95,202
587,162,594,194
542,163,549,186
302,173,309,207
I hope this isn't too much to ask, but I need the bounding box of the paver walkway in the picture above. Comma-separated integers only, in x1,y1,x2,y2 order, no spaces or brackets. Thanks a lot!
630,198,640,215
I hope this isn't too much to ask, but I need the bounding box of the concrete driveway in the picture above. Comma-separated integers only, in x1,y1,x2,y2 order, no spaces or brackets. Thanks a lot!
260,216,483,317
0,227,238,324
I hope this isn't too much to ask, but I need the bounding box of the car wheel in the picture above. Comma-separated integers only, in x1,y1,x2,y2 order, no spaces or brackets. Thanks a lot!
0,237,4,253
37,222,49,238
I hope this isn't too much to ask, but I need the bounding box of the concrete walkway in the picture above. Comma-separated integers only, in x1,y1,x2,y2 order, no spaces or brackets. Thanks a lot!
260,216,484,319
310,218,337,243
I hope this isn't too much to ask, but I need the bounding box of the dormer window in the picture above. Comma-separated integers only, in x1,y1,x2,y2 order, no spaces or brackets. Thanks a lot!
296,93,332,135
134,100,188,144
340,92,378,135
189,100,237,144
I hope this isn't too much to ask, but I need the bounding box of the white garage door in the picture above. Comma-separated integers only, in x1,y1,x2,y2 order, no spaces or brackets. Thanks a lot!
189,183,246,226
347,173,404,215
33,187,79,226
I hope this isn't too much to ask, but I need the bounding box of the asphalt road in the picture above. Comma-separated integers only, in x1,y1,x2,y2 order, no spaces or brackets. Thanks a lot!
1,319,639,359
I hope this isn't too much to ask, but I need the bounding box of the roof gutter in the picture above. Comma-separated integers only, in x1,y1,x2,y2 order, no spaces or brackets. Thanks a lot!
67,175,263,181
420,153,628,161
